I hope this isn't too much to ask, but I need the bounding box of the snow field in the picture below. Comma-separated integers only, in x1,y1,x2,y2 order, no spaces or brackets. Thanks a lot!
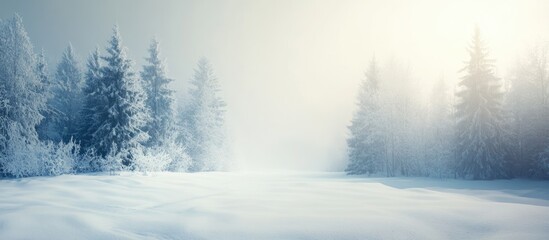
0,172,548,240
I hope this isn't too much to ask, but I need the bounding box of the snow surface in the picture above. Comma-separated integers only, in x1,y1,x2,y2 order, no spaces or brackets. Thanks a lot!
0,172,548,240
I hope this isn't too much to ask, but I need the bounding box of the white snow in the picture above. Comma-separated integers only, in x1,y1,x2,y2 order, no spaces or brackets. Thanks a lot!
0,172,548,240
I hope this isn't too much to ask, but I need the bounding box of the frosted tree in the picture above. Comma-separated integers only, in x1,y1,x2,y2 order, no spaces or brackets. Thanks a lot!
178,58,226,171
455,28,508,179
92,27,150,168
345,58,386,175
0,15,48,177
379,59,425,177
50,44,84,143
425,77,453,177
507,45,549,178
35,50,51,106
78,48,103,152
35,50,57,141
141,39,175,147
533,46,549,178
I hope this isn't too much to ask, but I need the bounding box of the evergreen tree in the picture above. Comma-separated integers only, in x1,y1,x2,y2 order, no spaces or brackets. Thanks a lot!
425,77,453,177
345,58,385,175
378,59,424,177
0,15,48,177
35,50,51,102
50,44,84,143
78,48,103,153
92,26,150,168
35,50,56,141
178,58,226,171
141,38,175,147
507,45,549,178
455,27,508,179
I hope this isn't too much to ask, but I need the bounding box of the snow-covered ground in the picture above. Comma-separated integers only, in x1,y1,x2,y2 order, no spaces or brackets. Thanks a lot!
0,172,548,240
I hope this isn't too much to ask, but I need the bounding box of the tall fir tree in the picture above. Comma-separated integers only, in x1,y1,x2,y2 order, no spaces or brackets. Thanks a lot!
141,38,175,147
78,48,104,153
508,45,549,178
377,59,424,177
0,15,48,177
178,58,226,171
345,57,385,175
35,49,56,141
50,44,84,143
92,26,150,168
455,27,508,179
425,76,453,177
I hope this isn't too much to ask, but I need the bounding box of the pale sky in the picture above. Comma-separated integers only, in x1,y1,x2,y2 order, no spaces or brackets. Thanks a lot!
2,0,548,171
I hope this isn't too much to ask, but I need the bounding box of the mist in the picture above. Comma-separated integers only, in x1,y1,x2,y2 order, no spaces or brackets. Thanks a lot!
2,0,549,171
3,1,549,238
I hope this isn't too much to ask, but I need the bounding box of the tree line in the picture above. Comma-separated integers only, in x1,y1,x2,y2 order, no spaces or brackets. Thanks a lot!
0,15,228,178
346,27,549,179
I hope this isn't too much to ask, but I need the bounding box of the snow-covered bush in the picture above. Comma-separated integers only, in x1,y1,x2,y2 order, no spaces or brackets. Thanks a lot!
165,142,192,172
1,123,80,177
133,147,171,173
133,142,192,173
98,143,125,174
41,139,79,176
74,148,101,173
1,123,44,178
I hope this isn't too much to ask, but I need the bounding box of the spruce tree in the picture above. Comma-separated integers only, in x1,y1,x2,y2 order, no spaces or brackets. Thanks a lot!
51,44,84,143
345,57,385,175
35,50,56,141
507,46,549,178
92,26,150,168
455,27,508,179
78,48,103,153
425,77,453,177
178,58,226,171
141,39,174,147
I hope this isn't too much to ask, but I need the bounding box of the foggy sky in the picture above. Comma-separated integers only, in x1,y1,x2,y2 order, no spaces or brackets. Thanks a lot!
2,0,548,171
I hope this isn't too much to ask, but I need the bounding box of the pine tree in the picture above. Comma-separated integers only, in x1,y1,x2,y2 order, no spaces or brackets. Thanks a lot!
345,57,385,175
178,58,226,171
508,45,549,178
35,50,51,101
141,38,175,147
35,50,56,141
378,59,424,177
0,15,48,177
533,46,549,178
455,27,508,179
92,26,150,168
78,48,103,153
425,77,453,177
50,44,84,143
